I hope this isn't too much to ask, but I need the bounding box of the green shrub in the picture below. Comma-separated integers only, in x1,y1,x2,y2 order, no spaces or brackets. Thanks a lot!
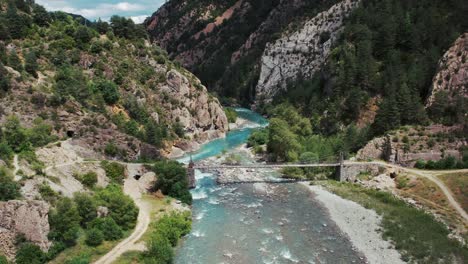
224,108,237,123
73,193,97,227
247,128,268,147
143,233,173,264
79,172,98,188
101,161,125,184
153,160,192,205
142,212,191,263
0,167,20,201
89,217,123,241
95,184,138,230
15,243,45,264
0,255,8,264
414,160,426,169
48,198,81,247
38,184,59,204
96,80,120,105
153,212,192,246
85,228,104,247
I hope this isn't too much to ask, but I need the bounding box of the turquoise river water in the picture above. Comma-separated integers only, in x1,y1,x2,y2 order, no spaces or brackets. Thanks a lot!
175,108,365,264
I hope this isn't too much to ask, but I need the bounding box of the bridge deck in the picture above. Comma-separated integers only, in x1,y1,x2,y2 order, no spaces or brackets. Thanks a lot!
193,163,341,169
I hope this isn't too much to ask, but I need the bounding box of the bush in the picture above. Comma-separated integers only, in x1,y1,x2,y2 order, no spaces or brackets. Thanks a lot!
413,156,465,170
89,217,123,241
144,233,173,264
85,228,104,247
95,185,138,230
0,141,13,163
79,172,98,188
96,80,120,105
142,212,191,263
101,161,125,184
0,167,20,201
0,255,8,264
414,160,426,169
224,108,237,123
153,212,191,246
153,160,192,205
247,128,268,147
73,193,97,227
48,198,81,247
38,184,59,204
15,243,45,264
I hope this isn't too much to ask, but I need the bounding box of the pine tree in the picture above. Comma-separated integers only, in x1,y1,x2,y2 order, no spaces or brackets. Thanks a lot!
6,3,27,39
396,82,412,125
0,63,10,92
7,50,23,72
372,93,400,136
25,51,38,77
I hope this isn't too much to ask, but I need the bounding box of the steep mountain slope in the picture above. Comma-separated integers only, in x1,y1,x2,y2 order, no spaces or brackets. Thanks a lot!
0,0,228,162
146,0,343,102
147,0,466,138
256,0,360,100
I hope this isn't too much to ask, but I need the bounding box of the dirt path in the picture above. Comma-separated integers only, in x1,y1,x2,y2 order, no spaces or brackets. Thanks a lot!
13,154,19,174
347,161,468,222
94,175,151,264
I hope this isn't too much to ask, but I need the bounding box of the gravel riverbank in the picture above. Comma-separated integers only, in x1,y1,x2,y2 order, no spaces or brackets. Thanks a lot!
302,183,405,264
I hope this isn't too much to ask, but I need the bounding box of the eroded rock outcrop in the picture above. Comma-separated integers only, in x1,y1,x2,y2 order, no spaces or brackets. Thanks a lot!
0,200,51,260
356,125,466,166
426,33,468,107
160,69,228,142
256,0,361,100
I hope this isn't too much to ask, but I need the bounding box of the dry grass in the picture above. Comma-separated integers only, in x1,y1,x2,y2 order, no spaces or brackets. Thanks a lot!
396,172,467,242
438,172,468,213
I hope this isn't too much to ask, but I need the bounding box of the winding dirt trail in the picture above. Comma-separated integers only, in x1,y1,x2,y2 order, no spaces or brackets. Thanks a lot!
94,175,151,264
13,154,19,175
347,161,468,223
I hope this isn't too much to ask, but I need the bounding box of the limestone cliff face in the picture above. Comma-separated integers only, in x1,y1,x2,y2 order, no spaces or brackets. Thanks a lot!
146,0,343,101
256,0,360,100
160,69,228,142
0,200,51,260
426,33,468,107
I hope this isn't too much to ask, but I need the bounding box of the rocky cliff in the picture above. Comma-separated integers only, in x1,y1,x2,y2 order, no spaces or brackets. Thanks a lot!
256,0,360,100
356,125,466,166
146,0,342,102
0,200,51,260
426,33,468,107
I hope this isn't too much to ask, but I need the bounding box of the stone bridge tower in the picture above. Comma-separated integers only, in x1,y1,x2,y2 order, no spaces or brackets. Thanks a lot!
187,156,196,189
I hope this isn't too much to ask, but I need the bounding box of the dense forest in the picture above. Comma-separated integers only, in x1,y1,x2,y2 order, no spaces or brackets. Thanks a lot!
270,0,467,136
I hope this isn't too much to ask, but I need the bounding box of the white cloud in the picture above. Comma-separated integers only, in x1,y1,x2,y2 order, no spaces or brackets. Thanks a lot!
36,1,148,21
130,15,149,24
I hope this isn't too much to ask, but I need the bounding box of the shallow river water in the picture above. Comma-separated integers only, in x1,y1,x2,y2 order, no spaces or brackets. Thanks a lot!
175,109,364,264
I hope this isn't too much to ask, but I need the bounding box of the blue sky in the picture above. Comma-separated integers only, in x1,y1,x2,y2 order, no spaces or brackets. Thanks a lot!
36,0,166,23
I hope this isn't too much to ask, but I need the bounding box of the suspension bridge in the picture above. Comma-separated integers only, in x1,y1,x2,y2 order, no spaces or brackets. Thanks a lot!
186,154,352,188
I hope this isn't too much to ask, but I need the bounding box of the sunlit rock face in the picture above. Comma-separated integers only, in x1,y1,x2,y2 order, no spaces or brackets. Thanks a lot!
0,200,51,260
256,0,361,101
426,33,468,107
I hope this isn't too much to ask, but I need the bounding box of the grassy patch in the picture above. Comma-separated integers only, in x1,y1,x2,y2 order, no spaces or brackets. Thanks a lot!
48,229,132,264
438,172,468,213
316,181,468,263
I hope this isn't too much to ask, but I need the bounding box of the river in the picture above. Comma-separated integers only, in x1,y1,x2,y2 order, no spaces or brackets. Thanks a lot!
175,108,365,264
